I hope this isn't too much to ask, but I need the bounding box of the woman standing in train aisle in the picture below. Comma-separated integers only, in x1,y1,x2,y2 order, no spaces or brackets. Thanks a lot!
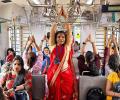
46,6,78,100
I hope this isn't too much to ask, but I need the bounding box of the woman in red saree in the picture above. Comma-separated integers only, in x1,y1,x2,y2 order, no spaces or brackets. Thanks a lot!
47,7,78,100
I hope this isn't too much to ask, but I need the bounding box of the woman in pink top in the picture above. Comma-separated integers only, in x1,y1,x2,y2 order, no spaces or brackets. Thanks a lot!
22,35,43,74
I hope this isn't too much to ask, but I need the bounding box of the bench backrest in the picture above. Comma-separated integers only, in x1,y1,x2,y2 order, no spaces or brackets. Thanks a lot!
32,75,45,100
79,76,106,100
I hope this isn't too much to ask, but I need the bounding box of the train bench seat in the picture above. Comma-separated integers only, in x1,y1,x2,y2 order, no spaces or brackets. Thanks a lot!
32,75,45,100
32,75,106,100
79,76,106,100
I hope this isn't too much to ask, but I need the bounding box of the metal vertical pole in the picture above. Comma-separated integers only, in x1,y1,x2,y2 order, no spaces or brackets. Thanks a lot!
13,18,16,52
104,27,107,48
118,19,120,54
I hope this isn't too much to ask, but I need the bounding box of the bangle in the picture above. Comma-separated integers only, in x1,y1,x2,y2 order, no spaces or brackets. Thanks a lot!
83,42,86,45
23,85,26,90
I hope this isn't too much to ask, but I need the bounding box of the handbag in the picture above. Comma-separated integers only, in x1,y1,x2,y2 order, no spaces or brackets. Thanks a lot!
86,87,106,100
112,81,120,100
14,90,29,100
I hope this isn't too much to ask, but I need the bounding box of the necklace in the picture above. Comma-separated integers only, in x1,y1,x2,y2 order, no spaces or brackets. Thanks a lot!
54,45,63,64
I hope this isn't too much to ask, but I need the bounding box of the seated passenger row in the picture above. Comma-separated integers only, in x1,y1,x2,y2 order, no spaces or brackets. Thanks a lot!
32,75,106,100
0,17,119,100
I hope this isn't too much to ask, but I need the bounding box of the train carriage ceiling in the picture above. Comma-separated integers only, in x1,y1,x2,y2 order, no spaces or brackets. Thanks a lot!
0,0,120,25
0,0,119,6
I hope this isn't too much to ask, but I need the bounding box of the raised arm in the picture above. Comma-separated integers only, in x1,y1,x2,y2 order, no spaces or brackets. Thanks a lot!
49,23,57,46
31,35,40,52
59,6,72,46
39,35,46,51
89,34,98,55
106,36,112,48
59,6,67,19
24,36,30,49
112,34,119,55
81,35,89,55
103,36,111,67
24,36,33,51
64,23,72,47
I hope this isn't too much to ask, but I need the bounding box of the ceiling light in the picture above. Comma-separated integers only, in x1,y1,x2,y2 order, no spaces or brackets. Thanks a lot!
1,0,12,3
31,0,40,4
86,0,93,5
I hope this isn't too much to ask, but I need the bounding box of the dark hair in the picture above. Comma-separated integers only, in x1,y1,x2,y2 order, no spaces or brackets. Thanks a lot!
85,51,100,76
111,45,119,51
27,52,36,69
75,41,79,45
54,31,67,44
43,47,50,60
43,47,50,54
108,54,120,72
6,48,16,57
47,32,50,39
85,51,94,63
0,87,5,100
44,47,49,50
13,55,25,75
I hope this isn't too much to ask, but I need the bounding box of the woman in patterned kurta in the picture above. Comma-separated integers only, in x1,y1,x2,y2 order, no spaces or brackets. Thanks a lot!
12,55,32,100
0,70,16,100
1,55,32,100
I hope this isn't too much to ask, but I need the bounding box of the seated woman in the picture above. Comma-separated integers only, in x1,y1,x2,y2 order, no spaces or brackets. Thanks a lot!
77,34,101,76
106,35,120,100
102,35,112,75
106,54,120,100
41,47,50,74
0,63,16,100
0,48,16,73
4,55,32,100
73,41,80,53
6,48,16,63
103,34,119,76
22,35,43,74
39,35,50,74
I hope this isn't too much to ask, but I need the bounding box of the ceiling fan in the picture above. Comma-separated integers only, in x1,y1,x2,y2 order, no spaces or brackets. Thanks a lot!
1,0,12,3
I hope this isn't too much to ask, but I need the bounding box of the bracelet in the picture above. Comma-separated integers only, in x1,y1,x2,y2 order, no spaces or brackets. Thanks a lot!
23,85,26,90
83,42,86,45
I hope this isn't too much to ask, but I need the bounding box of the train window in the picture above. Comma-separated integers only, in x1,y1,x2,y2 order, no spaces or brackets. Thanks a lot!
8,26,30,55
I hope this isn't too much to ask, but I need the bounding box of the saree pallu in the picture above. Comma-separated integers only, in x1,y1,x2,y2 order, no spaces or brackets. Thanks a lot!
47,66,74,100
47,45,77,100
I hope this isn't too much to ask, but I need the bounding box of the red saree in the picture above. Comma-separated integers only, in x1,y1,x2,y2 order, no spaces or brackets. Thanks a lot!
47,45,77,100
